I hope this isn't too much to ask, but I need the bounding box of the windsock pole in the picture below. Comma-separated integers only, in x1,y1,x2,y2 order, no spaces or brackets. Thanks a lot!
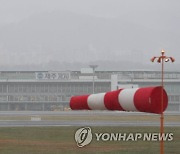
161,52,164,154
151,49,175,154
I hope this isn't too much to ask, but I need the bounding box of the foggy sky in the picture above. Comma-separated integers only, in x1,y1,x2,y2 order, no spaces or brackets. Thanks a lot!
0,0,179,71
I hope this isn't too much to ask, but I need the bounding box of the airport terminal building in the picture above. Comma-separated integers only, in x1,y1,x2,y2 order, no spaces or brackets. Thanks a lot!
0,70,180,112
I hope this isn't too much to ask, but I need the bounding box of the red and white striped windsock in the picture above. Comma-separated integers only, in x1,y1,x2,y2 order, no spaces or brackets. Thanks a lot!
70,86,168,114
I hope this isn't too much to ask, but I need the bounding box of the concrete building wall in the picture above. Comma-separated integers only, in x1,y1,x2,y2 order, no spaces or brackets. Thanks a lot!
0,71,180,112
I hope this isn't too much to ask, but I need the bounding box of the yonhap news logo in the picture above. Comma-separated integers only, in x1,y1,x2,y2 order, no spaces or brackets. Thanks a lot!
74,127,173,148
75,127,93,147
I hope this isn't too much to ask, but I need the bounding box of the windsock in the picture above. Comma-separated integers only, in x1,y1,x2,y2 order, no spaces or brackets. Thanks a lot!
70,86,168,114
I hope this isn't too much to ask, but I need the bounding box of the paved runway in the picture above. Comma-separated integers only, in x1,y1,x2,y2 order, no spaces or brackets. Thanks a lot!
0,111,180,127
0,110,180,116
0,111,156,116
0,120,180,127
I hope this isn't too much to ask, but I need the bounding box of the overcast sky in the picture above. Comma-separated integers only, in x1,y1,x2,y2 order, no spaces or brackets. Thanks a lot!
0,0,179,70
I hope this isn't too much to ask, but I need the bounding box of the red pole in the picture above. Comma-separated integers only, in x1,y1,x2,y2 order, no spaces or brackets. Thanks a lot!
160,52,164,154
151,49,175,154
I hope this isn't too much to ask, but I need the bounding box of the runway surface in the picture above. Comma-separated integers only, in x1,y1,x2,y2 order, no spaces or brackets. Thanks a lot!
1,110,180,116
0,120,180,127
0,111,180,127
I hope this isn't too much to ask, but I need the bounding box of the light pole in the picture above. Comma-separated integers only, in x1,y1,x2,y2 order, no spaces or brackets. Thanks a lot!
89,65,98,94
151,49,175,154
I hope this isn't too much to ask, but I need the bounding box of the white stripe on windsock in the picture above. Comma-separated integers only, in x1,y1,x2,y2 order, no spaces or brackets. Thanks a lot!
87,93,107,110
118,88,138,111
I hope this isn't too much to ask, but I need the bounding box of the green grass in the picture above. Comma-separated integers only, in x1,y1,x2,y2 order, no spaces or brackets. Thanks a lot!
0,126,179,154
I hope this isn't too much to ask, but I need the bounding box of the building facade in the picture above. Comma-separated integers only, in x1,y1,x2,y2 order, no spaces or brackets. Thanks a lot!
0,70,179,112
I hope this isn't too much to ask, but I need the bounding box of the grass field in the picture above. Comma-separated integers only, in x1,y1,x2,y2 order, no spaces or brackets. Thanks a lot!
0,126,179,154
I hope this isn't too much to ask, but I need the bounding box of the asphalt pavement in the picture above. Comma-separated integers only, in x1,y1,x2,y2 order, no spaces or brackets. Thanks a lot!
0,111,179,127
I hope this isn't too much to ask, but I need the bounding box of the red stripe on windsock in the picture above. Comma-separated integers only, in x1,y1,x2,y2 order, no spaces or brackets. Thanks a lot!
134,86,168,114
104,89,124,111
70,95,90,110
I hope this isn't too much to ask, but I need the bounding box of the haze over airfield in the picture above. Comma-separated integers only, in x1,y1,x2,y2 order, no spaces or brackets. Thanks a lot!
0,0,179,71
